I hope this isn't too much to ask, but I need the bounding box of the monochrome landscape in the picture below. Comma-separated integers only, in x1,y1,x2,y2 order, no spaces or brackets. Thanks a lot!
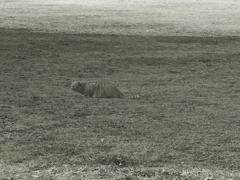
0,0,240,179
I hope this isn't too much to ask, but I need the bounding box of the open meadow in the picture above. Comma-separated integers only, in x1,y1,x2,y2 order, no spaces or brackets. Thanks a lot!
0,0,240,179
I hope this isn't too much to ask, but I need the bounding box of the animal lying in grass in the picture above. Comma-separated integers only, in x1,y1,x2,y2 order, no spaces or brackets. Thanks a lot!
71,79,124,98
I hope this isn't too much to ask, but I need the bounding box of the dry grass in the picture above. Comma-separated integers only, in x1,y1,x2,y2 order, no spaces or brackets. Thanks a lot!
0,0,240,36
0,0,240,179
1,163,240,180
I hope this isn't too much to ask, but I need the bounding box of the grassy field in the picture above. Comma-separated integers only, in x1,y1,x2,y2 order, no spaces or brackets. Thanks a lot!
1,0,240,179
1,0,240,36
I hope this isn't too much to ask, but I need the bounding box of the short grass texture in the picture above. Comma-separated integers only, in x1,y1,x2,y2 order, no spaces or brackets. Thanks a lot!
1,1,240,179
1,28,240,179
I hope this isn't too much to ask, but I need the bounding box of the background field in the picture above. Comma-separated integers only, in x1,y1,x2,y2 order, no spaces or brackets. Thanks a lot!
0,0,240,179
1,0,240,36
